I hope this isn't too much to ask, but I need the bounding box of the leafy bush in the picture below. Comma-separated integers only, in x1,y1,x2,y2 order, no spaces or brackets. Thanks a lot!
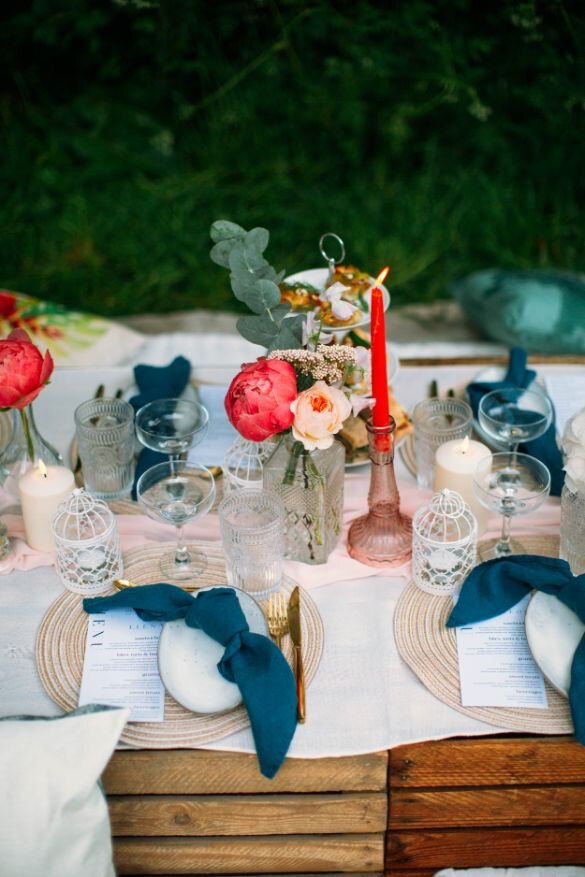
1,0,583,315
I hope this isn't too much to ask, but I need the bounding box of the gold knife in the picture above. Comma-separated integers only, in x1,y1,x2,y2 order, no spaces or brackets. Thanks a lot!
287,586,306,723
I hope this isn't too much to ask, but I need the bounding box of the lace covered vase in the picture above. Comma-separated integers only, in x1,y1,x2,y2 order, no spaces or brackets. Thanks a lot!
263,434,345,564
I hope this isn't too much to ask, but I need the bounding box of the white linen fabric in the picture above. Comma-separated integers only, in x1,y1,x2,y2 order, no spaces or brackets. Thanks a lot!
0,705,129,877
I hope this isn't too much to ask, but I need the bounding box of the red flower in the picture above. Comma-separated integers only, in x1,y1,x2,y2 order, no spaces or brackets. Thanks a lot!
0,292,17,318
225,358,297,441
0,329,54,409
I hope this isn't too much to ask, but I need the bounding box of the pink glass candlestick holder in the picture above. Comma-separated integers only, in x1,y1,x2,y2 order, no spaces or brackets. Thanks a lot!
347,417,412,567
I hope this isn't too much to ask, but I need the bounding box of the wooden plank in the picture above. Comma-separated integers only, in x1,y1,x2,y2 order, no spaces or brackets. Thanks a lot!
109,792,387,836
386,827,585,868
122,873,383,877
104,750,388,795
390,737,585,787
114,833,385,874
390,786,585,828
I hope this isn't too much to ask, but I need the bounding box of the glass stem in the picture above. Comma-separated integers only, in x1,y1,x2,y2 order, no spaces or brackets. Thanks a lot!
497,513,513,555
174,525,191,567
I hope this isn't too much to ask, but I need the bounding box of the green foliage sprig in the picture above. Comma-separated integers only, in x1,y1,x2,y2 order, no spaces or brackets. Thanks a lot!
210,220,304,351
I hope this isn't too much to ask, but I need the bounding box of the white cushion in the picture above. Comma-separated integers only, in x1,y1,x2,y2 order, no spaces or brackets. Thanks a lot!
0,705,129,877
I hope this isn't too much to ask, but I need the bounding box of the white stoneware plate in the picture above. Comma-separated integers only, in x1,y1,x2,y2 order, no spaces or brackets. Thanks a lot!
285,268,390,333
157,586,268,714
525,590,585,698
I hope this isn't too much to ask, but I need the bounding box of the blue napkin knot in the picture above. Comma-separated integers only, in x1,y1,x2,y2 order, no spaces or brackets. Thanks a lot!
447,555,585,744
467,347,564,496
84,584,298,778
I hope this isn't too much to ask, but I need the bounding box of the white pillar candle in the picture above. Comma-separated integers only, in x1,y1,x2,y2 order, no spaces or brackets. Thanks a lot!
19,462,75,551
434,437,492,536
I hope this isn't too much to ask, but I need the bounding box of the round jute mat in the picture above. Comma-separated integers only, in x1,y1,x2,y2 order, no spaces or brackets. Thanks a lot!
36,542,324,748
394,533,573,735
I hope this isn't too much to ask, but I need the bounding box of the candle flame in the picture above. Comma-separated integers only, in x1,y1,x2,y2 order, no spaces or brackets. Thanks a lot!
375,266,390,286
37,460,48,478
460,436,470,454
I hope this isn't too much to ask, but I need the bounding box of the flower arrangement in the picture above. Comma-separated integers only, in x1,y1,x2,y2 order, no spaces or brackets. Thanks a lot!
0,329,54,462
211,219,369,562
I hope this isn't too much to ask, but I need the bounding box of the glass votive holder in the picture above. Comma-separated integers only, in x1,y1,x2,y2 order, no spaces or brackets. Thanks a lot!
412,489,477,596
412,398,473,490
218,489,285,599
53,489,123,595
74,398,135,500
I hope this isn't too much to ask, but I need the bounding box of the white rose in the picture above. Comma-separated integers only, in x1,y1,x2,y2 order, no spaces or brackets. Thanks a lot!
564,408,585,449
565,454,585,492
290,381,352,451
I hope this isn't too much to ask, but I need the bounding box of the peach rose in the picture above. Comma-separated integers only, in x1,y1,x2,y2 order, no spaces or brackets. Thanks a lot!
290,380,352,451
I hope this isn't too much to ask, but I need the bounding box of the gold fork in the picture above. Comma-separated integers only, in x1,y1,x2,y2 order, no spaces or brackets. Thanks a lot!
267,592,289,648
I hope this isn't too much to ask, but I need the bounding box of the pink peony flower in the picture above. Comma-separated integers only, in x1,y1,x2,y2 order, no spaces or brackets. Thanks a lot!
0,329,54,409
225,358,297,441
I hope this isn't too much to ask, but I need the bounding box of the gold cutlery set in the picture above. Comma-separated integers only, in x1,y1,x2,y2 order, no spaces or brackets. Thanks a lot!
267,587,306,723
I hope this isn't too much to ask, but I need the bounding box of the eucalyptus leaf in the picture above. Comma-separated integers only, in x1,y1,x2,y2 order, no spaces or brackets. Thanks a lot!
270,302,291,320
236,313,279,347
210,239,237,268
210,220,246,243
230,271,257,302
244,238,268,271
246,227,269,254
228,244,256,277
270,319,304,351
244,279,281,315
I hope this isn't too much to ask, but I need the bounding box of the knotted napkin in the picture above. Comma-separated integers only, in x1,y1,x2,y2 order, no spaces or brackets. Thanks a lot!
467,347,564,495
129,356,191,498
447,555,585,743
83,584,297,778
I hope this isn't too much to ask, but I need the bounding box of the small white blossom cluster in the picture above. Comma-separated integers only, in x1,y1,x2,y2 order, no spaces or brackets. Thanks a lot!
563,409,585,492
268,344,358,385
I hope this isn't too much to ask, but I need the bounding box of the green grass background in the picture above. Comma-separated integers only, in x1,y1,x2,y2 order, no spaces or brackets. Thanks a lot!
1,0,583,316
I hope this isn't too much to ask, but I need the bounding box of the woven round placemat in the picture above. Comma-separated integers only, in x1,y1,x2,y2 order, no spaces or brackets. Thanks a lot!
36,543,324,748
394,533,573,734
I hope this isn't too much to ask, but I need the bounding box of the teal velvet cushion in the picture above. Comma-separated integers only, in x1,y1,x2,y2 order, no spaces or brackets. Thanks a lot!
451,270,585,354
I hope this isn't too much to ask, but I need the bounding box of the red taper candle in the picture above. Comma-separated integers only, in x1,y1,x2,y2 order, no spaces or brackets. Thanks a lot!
370,266,390,427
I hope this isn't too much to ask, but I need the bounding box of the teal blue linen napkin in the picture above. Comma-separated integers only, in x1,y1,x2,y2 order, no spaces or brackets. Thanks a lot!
447,555,585,744
467,347,564,496
129,356,191,499
83,584,297,778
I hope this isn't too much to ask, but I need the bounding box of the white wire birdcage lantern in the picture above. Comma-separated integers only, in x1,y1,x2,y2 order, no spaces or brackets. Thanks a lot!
412,489,478,596
52,488,123,595
222,437,277,495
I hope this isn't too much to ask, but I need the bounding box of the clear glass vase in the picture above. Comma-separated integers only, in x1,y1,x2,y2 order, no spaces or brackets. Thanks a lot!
0,405,61,503
559,482,585,575
262,433,345,564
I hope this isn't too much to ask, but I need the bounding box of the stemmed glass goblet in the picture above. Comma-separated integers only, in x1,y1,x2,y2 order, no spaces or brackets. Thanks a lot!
478,387,553,453
137,460,216,582
135,398,209,461
473,452,551,561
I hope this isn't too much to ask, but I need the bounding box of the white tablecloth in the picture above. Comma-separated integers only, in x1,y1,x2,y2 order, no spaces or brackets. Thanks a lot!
0,342,580,757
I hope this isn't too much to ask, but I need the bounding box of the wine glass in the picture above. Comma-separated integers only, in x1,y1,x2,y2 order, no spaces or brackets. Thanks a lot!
473,452,551,561
478,387,553,453
137,461,216,581
135,399,209,460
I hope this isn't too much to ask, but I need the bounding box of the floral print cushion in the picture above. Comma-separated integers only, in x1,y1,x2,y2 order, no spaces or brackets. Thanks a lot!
0,290,144,367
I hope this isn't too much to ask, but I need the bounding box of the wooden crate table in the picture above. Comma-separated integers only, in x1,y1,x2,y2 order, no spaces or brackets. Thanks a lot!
101,736,585,876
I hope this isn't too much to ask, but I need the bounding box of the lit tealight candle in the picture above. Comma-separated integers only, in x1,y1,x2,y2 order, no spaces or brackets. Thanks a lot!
19,461,75,551
433,436,492,535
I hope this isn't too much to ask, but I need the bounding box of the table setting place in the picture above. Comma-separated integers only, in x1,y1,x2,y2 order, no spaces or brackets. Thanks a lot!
2,222,585,778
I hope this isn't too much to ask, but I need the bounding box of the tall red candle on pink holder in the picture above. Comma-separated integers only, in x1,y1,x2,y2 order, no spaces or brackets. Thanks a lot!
370,266,390,427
